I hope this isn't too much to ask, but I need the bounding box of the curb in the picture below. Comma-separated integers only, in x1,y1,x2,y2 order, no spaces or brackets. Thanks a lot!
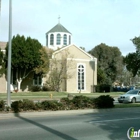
1,107,139,118
0,109,96,118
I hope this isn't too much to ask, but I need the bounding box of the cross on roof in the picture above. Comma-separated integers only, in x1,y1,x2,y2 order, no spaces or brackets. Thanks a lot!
58,15,60,23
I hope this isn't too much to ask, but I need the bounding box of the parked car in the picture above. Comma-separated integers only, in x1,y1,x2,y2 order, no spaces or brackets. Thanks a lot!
118,89,140,103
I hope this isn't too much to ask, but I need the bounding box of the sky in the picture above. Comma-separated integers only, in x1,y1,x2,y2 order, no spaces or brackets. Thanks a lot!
0,0,140,56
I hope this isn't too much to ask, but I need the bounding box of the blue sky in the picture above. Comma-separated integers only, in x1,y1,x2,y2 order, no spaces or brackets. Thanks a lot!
0,0,140,56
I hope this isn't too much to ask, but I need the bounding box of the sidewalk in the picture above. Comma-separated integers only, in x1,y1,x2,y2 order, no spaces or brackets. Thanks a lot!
0,109,96,118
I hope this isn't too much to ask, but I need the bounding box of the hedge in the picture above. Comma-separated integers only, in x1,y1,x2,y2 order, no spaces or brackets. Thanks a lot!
0,95,115,113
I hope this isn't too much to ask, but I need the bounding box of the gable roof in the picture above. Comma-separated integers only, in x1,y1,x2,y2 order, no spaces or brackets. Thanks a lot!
46,23,71,34
52,44,95,60
0,41,7,50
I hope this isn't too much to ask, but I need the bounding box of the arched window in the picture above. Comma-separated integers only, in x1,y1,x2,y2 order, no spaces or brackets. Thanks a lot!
69,35,71,45
50,34,54,45
63,34,67,45
57,34,61,45
78,64,85,90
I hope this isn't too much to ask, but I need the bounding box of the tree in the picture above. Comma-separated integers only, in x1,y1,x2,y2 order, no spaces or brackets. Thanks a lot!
34,47,50,76
89,43,123,84
80,46,85,51
0,48,5,77
5,34,49,91
97,66,106,84
46,49,74,92
124,36,140,76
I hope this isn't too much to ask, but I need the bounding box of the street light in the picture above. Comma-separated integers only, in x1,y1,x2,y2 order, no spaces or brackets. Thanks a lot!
7,0,12,107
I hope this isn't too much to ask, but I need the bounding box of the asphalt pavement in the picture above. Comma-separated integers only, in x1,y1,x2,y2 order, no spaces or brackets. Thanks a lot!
1,107,140,140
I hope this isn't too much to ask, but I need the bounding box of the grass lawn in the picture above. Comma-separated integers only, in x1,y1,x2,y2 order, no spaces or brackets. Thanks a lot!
115,103,140,108
0,91,124,101
1,91,140,109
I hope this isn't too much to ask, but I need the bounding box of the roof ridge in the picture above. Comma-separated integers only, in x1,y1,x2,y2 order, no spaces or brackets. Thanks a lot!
52,44,95,60
46,23,71,34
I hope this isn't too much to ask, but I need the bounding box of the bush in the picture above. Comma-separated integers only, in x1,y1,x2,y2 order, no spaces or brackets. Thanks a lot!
93,95,114,108
95,84,112,92
31,86,41,92
60,97,72,110
72,96,93,109
35,102,43,110
60,97,70,105
42,86,49,91
41,100,64,111
22,99,36,111
11,99,37,112
42,85,53,91
0,100,5,111
11,100,23,113
9,95,115,112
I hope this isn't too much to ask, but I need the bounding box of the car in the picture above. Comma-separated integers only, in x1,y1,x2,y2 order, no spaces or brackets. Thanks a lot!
118,89,140,103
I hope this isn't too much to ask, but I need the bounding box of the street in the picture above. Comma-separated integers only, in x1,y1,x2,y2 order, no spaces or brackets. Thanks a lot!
0,108,140,140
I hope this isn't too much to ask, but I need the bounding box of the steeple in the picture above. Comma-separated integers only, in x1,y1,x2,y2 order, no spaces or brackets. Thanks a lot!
45,19,72,50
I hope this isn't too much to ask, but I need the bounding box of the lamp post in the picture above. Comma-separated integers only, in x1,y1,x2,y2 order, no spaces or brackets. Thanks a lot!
7,0,12,107
0,0,1,16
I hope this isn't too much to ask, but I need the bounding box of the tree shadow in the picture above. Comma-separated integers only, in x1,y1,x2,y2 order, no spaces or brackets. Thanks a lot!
12,108,140,140
14,113,77,140
82,108,140,140
89,60,95,71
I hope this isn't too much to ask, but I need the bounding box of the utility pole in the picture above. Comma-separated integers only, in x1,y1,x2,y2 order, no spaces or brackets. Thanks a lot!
7,0,12,107
0,0,1,16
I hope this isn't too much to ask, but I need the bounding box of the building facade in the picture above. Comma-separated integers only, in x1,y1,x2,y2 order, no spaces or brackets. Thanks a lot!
0,22,97,93
50,44,97,93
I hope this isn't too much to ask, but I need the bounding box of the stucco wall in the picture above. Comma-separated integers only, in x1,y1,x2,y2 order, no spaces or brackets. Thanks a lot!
66,60,96,93
54,45,91,60
52,44,97,93
0,75,6,93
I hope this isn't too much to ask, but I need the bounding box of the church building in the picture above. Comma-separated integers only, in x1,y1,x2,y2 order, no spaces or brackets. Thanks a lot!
0,22,97,93
45,22,97,93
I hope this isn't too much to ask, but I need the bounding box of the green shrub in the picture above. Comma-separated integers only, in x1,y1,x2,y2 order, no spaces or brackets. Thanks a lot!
22,99,36,111
31,86,41,92
42,85,52,91
0,100,5,111
42,86,49,91
9,95,114,112
56,101,64,110
11,100,23,113
60,97,72,110
72,96,93,109
41,100,63,111
35,102,43,110
93,95,114,108
60,97,70,105
95,84,112,92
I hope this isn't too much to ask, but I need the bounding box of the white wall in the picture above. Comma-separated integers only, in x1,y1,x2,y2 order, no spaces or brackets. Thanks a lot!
46,32,72,50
